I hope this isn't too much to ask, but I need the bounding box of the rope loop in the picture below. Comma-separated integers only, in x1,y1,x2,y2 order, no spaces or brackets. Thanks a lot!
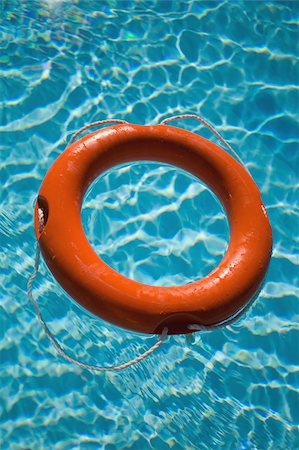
28,209,168,372
161,113,245,167
69,119,129,145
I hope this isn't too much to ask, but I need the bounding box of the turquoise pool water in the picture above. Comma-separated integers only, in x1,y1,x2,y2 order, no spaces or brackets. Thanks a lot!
1,1,298,449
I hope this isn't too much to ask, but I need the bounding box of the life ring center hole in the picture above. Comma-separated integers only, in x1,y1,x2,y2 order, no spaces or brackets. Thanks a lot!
82,162,229,286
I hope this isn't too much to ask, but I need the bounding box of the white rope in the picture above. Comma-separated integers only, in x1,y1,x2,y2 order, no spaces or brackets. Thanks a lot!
27,208,168,372
69,119,129,145
187,294,257,331
29,115,253,370
161,113,245,166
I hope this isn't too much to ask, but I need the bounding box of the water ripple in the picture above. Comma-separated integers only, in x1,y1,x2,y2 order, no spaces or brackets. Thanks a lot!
0,1,298,449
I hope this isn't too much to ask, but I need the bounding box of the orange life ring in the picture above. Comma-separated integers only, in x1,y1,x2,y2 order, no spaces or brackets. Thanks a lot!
34,124,272,335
